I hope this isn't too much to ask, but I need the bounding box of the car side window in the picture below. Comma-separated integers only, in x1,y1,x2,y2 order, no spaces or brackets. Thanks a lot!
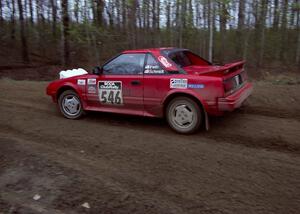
103,54,146,75
144,54,165,75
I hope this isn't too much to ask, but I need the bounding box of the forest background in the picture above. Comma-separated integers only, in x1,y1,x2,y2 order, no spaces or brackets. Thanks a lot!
0,0,299,79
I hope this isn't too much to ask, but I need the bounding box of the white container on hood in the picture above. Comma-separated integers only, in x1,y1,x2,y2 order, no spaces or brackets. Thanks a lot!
59,68,88,79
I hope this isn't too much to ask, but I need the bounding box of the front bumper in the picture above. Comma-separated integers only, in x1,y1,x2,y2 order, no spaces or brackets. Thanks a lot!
218,82,253,111
46,85,57,103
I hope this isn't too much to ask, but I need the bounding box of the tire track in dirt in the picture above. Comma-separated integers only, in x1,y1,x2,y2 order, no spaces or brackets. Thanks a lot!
1,94,300,155
237,106,300,121
204,132,300,154
1,99,55,114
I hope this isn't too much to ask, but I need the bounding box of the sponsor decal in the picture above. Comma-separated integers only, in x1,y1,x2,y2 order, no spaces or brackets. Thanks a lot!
145,65,160,70
144,69,165,74
188,84,205,89
88,86,97,94
158,56,172,68
77,79,86,85
170,79,188,89
87,78,96,85
144,65,165,74
98,81,123,105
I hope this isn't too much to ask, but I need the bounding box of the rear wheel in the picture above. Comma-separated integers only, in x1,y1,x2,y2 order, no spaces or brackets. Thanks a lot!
58,90,84,119
166,97,202,134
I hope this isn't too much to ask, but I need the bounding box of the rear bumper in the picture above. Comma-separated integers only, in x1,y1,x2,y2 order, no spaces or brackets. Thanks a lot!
218,82,253,111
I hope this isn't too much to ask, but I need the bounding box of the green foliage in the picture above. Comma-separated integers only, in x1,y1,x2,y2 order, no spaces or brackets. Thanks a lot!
1,0,299,71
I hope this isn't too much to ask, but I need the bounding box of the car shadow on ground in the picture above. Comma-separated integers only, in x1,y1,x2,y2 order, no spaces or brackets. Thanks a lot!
83,110,236,136
80,109,300,154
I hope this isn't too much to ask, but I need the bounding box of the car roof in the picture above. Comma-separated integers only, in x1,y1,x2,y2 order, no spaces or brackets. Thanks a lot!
122,47,180,54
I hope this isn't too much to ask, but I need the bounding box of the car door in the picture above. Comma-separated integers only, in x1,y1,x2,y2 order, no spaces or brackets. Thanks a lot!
86,53,145,115
143,53,173,117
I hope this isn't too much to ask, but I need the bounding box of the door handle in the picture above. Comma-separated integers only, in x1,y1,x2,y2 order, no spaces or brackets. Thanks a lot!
131,80,141,86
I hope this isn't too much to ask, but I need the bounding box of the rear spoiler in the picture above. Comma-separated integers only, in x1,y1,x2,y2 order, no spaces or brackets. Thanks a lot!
203,61,245,80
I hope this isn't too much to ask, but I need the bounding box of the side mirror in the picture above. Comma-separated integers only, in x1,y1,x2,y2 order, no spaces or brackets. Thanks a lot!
92,66,102,75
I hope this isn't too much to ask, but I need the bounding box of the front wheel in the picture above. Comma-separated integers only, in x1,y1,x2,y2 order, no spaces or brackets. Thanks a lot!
58,90,84,119
166,97,203,134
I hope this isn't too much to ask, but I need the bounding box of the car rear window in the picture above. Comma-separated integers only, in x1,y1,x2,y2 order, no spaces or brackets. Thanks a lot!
169,51,192,67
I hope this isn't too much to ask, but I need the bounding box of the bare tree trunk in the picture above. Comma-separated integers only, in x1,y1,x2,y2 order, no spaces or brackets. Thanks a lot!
237,0,245,58
50,0,57,36
17,0,29,63
175,0,184,48
208,0,213,62
115,0,121,30
202,1,207,57
188,0,193,26
74,0,80,23
83,0,92,63
29,0,34,24
36,0,45,25
142,0,150,47
151,0,156,29
166,0,171,44
121,0,127,29
254,0,268,68
84,0,100,66
175,0,181,47
296,1,300,65
0,0,3,23
129,0,137,48
195,0,202,54
36,0,40,24
273,0,279,30
280,0,288,61
137,1,142,29
243,13,251,60
11,0,16,40
156,0,161,45
96,0,104,27
151,0,156,46
91,0,96,24
259,0,268,67
181,0,187,28
218,1,227,64
61,0,70,66
24,0,28,22
106,0,115,27
297,31,300,65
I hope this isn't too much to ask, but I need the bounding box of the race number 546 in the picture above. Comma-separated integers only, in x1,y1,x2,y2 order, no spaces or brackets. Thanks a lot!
98,81,123,105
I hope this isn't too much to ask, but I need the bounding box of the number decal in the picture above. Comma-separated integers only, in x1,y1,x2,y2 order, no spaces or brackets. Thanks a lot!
98,81,123,105
115,91,121,104
100,90,107,103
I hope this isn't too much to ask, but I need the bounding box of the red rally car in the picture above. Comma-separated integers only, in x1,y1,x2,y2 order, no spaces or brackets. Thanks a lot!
46,48,253,134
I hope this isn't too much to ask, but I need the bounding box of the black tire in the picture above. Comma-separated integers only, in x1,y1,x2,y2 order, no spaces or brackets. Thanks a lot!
166,97,202,134
58,90,84,119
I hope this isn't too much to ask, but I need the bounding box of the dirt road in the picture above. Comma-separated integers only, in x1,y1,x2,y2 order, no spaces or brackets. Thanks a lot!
0,78,300,214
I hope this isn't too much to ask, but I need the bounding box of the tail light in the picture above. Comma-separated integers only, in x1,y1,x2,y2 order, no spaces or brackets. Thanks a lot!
240,69,248,82
223,70,246,94
223,78,235,93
